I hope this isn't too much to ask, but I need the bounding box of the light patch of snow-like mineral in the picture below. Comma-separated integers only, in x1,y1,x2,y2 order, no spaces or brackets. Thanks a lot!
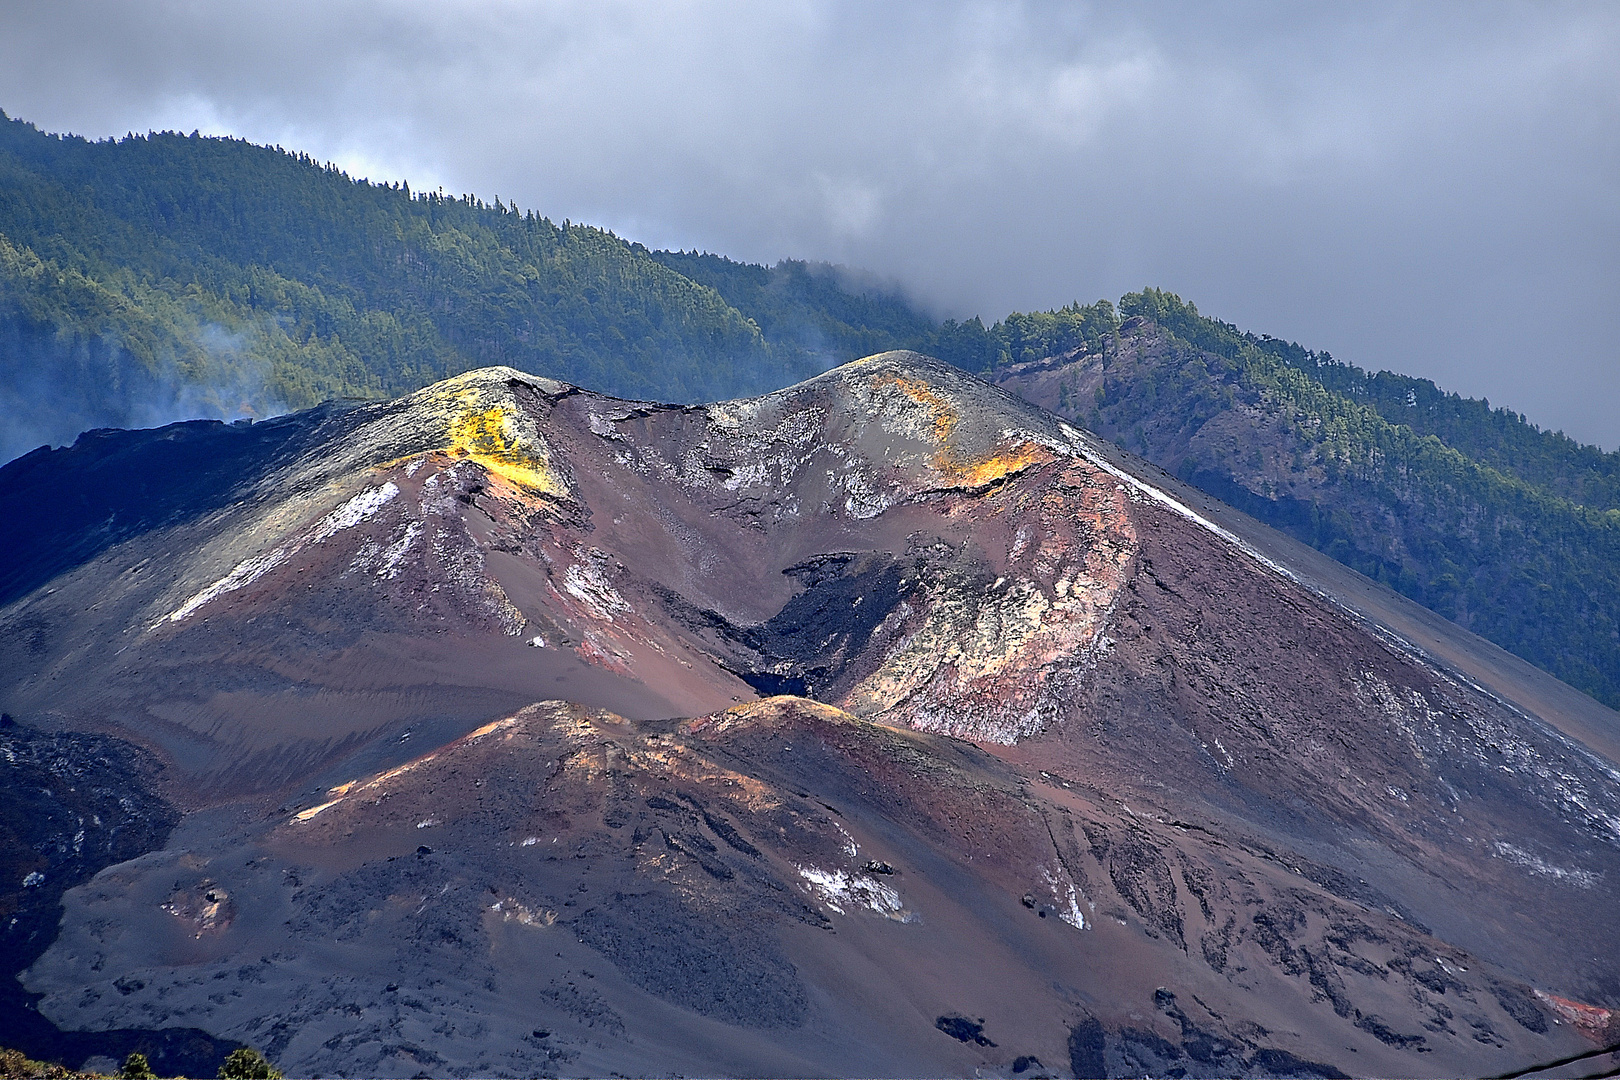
562,548,632,621
167,483,402,622
165,547,290,622
309,482,400,542
1040,863,1090,929
798,865,913,921
1492,842,1599,888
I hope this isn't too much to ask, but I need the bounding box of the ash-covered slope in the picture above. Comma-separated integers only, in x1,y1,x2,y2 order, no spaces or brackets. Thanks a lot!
2,353,1618,1079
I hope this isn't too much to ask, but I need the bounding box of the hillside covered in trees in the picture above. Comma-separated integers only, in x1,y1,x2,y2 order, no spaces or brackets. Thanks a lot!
0,110,934,463
3,110,1618,707
994,290,1620,708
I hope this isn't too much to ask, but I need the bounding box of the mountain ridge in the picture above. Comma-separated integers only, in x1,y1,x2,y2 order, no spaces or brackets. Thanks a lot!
994,295,1620,707
6,108,1620,715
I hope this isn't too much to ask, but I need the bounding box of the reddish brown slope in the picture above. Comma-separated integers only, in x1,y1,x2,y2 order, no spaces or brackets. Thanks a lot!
27,697,1593,1079
1,353,1616,1078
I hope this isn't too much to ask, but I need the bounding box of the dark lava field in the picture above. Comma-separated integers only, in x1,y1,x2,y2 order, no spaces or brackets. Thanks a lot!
1,353,1617,1078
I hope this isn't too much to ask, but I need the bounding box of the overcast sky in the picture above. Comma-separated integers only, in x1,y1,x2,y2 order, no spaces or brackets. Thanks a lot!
3,1,1617,447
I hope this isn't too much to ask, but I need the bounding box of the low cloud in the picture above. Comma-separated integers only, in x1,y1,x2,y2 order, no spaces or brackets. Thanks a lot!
2,1,1616,446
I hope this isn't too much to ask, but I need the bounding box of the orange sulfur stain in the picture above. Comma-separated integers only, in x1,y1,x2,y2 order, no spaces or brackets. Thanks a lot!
877,373,959,445
873,373,1052,488
951,442,1053,488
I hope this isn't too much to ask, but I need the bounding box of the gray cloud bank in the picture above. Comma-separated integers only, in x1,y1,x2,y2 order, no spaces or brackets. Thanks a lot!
2,1,1616,447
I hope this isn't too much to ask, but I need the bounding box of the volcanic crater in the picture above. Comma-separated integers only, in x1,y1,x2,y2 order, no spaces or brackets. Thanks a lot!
1,352,1617,1078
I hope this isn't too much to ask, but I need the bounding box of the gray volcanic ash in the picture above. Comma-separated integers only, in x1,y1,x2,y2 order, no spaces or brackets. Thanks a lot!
1,353,1617,1078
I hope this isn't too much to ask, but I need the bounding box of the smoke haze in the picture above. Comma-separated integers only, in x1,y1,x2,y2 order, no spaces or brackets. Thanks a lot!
0,320,286,464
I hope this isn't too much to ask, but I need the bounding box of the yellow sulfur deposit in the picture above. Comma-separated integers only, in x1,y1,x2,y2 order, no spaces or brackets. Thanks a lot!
445,404,566,496
370,370,572,497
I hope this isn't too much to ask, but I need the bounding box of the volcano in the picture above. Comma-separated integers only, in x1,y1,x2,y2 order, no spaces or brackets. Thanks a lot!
2,353,1617,1079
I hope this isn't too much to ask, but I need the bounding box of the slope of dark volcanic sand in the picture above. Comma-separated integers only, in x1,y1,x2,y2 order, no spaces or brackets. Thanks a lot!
0,724,234,1077
1065,434,1620,770
995,492,1620,1000
24,698,1586,1079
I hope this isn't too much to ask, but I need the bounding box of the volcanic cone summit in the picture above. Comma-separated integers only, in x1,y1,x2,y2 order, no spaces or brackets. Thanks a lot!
2,353,1617,1078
